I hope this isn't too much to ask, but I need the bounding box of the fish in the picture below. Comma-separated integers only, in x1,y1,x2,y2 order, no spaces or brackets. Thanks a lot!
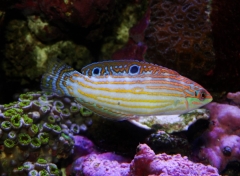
41,59,212,129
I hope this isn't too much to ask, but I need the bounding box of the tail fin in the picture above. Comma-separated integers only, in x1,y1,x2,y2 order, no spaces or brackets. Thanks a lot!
41,59,76,96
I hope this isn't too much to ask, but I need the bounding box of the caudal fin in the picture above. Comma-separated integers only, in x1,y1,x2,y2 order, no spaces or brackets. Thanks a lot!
41,59,76,96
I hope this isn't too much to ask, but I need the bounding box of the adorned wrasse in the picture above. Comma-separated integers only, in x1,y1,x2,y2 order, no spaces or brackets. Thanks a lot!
41,59,212,130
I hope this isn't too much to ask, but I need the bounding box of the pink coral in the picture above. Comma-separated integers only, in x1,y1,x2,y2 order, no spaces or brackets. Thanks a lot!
73,135,98,158
130,144,219,175
72,139,219,175
227,91,240,104
193,102,240,171
73,153,130,176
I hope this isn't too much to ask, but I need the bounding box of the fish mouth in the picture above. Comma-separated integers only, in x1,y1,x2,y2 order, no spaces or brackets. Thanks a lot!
204,90,213,103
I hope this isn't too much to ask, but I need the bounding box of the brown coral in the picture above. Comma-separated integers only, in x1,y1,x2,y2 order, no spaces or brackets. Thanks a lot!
145,0,215,79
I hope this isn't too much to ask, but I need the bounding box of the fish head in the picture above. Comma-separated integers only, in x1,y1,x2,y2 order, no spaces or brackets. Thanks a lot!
183,82,212,111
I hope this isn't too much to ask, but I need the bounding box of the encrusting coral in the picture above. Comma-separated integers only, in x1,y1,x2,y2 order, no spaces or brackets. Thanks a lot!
4,17,92,84
227,92,240,105
192,91,240,172
0,91,93,175
2,0,148,86
12,159,60,176
129,144,218,175
71,136,219,176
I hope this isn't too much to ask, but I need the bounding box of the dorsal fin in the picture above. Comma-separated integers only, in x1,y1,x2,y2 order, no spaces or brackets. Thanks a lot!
81,60,179,77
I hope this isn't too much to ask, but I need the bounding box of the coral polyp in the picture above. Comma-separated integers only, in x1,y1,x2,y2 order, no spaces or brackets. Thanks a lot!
0,92,93,175
145,0,215,79
18,133,31,147
4,139,15,153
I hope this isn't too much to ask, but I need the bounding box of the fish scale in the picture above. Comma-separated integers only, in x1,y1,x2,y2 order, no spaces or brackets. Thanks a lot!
41,59,212,123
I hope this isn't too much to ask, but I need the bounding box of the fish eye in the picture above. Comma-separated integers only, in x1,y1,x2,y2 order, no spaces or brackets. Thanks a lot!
200,92,206,99
195,89,207,101
129,65,140,74
92,67,100,75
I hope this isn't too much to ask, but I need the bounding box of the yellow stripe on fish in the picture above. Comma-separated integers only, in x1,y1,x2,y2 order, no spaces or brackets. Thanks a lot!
41,59,212,121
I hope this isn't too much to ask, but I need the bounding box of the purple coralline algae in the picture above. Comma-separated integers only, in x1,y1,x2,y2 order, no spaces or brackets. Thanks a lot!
71,135,131,176
73,135,97,158
227,91,240,105
73,152,130,176
192,100,240,171
71,137,219,175
129,144,218,176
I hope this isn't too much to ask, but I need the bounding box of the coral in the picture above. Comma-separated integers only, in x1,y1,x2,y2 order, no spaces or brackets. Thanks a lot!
15,0,148,60
4,17,92,84
111,9,150,61
145,130,190,156
17,0,115,28
129,144,219,175
13,160,61,175
73,152,130,176
72,136,130,176
73,136,98,158
0,92,93,175
144,0,215,80
27,15,65,42
3,1,148,87
227,91,240,105
100,1,149,60
192,102,240,171
71,141,219,175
